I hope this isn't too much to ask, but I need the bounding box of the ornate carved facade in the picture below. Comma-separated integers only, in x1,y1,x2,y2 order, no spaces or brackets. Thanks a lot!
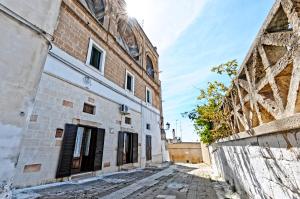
224,0,300,135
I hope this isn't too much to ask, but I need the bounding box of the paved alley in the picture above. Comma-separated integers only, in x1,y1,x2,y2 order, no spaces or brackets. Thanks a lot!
14,164,240,199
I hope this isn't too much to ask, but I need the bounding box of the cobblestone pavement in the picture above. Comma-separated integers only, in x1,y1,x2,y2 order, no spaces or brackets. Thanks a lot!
14,164,240,199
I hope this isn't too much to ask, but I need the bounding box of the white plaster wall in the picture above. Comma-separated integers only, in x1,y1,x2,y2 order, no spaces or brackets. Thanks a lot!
1,0,62,34
161,140,170,162
141,106,163,166
210,131,300,199
0,0,61,193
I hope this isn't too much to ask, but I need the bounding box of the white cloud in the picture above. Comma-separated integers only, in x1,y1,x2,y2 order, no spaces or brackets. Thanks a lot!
162,66,211,99
126,0,207,54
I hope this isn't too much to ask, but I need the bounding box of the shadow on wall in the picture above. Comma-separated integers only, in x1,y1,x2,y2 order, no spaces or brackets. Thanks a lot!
211,130,300,199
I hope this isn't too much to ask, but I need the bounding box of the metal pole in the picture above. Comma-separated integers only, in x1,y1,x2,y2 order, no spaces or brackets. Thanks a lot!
175,120,178,137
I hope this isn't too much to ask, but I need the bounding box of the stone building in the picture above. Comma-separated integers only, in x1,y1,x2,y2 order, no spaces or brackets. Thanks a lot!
11,0,164,187
0,0,62,196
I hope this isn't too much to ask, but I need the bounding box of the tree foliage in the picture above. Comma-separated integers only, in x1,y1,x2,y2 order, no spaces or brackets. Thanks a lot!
184,60,238,144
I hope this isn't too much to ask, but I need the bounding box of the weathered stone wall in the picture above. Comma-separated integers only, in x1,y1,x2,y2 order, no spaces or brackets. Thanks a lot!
168,143,202,164
53,0,161,110
0,0,61,197
210,130,300,198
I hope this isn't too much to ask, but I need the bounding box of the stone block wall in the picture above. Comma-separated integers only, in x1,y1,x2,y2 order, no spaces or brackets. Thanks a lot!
168,143,203,164
52,0,161,110
13,73,145,187
210,130,300,198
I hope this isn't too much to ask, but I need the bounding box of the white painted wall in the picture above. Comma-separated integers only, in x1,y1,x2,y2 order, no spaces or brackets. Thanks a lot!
1,0,62,34
141,106,163,166
210,131,300,199
0,1,61,195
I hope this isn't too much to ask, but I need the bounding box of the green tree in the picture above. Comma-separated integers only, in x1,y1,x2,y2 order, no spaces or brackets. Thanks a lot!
184,60,238,144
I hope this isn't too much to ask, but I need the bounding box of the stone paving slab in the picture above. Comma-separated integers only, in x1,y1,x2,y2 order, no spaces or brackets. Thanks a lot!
13,164,240,199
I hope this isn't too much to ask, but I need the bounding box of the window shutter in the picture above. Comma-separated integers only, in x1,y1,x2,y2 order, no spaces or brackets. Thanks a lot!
56,124,78,178
132,133,138,163
93,128,105,171
117,131,124,166
146,135,152,161
149,136,152,160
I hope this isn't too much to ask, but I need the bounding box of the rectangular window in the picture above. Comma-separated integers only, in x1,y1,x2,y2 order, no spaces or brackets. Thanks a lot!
83,103,95,114
86,39,106,74
146,123,151,130
125,117,131,125
146,87,152,104
125,71,135,93
90,47,102,69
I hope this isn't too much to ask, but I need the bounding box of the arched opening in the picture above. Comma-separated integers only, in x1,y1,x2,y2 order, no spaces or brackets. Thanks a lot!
86,0,105,23
146,56,154,78
117,20,140,61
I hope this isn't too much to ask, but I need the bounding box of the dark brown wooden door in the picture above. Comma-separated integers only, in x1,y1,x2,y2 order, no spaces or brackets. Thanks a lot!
132,133,138,163
93,128,105,171
117,131,124,166
146,135,152,161
56,124,78,178
80,128,96,172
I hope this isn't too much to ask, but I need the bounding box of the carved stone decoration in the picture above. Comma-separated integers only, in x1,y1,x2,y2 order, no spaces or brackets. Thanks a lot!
146,55,155,78
115,14,140,61
83,76,92,88
85,0,106,23
85,0,141,61
224,0,300,135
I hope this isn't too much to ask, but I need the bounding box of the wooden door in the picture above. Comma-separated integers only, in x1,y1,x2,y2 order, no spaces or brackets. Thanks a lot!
117,131,124,166
56,124,78,178
132,133,138,163
93,128,105,171
146,135,152,161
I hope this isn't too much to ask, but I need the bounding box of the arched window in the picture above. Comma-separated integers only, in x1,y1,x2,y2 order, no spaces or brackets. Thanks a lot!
86,0,105,23
116,20,140,61
146,56,154,78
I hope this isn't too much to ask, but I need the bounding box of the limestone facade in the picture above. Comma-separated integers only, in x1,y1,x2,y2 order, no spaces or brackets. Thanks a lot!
12,0,164,188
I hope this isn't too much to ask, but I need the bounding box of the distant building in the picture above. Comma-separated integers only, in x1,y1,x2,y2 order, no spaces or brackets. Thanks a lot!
167,129,182,144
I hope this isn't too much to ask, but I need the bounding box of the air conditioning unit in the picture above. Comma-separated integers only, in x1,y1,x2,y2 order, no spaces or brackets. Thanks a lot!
120,104,129,114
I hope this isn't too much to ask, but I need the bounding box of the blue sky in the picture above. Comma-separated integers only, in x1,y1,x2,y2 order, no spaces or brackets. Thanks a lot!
126,0,275,141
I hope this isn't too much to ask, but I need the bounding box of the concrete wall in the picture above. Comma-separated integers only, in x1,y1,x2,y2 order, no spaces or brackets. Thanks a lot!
0,0,61,196
168,142,202,164
210,130,300,199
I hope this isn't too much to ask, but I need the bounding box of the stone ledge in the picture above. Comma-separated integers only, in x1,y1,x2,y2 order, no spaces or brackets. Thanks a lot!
218,113,300,143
